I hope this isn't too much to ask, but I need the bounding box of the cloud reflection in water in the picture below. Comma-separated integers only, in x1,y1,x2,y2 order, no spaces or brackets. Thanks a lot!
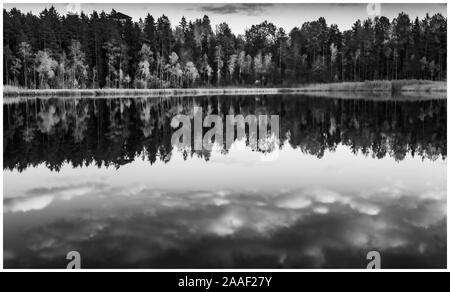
4,182,445,268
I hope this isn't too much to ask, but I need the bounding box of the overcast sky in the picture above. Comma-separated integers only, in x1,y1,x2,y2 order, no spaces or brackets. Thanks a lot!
4,3,447,34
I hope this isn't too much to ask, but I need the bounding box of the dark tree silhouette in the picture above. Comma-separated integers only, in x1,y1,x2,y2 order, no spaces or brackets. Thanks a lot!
3,95,446,172
3,7,447,89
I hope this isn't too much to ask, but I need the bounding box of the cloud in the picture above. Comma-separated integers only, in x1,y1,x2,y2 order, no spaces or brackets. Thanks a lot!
275,193,312,209
198,3,273,16
349,201,380,216
5,195,54,213
313,206,329,214
4,186,446,268
4,182,107,213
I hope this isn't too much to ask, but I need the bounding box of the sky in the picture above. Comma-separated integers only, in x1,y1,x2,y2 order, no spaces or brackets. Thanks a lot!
3,3,447,35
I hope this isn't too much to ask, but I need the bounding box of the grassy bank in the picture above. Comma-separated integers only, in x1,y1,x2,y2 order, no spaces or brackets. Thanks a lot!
297,80,446,93
3,80,446,98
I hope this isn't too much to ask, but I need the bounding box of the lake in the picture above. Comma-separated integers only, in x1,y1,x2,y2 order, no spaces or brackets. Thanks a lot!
3,94,447,269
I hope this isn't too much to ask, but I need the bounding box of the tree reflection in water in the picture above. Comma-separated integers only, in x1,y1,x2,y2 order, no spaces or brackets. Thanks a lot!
4,95,446,172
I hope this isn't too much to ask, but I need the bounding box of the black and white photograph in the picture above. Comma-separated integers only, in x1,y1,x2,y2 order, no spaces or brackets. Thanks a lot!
1,1,447,273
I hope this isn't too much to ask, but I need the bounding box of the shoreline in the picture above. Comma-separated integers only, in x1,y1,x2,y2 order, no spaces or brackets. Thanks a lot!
3,80,446,98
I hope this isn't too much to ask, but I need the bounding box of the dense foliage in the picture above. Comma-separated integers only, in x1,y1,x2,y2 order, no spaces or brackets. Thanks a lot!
3,7,447,89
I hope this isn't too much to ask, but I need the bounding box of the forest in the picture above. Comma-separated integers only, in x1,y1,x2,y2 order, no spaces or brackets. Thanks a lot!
3,7,447,89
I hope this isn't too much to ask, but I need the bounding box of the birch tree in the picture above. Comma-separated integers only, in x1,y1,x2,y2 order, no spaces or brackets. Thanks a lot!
184,61,199,87
35,50,57,88
138,44,154,88
69,40,88,88
18,42,32,88
228,54,237,82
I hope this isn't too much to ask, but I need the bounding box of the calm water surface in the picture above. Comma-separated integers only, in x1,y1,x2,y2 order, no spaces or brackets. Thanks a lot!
3,94,447,268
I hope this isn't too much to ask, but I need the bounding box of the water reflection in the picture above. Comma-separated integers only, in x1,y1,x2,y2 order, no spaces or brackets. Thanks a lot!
3,95,446,172
4,183,446,268
3,94,447,269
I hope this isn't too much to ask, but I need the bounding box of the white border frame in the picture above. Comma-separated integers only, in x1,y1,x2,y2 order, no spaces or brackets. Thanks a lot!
0,0,448,272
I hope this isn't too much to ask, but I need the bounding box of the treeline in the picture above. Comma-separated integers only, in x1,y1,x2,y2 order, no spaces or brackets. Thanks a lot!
3,7,447,89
